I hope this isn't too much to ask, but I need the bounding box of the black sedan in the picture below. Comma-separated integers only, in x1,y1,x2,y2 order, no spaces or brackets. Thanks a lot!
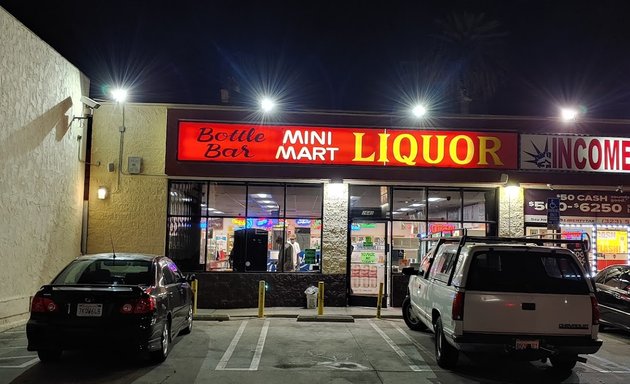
27,253,195,363
594,264,630,332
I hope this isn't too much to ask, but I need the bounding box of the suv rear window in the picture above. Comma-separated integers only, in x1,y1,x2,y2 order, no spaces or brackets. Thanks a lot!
466,250,589,294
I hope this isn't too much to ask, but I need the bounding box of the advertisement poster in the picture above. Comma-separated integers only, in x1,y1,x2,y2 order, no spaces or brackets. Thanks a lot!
524,189,630,225
177,122,518,169
596,230,629,269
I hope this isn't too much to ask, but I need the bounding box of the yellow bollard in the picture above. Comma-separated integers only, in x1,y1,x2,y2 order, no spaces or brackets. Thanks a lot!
376,282,384,319
191,279,198,315
317,281,324,316
258,280,266,318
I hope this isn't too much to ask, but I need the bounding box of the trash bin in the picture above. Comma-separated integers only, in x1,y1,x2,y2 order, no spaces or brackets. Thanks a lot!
304,286,318,309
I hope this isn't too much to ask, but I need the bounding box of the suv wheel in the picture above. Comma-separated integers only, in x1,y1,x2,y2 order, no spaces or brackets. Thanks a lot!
434,317,458,369
402,297,427,331
37,349,62,363
550,355,577,371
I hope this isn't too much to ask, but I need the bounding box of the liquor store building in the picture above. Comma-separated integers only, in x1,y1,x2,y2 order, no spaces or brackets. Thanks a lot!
86,105,630,308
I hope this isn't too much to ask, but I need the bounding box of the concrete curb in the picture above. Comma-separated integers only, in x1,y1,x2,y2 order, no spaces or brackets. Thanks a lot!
193,314,403,321
297,315,355,323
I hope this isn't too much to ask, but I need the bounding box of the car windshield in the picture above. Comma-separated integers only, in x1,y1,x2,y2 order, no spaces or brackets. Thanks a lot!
466,250,589,294
53,258,153,286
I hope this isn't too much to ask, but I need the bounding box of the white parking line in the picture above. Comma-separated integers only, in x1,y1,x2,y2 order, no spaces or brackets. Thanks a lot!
369,320,429,372
0,346,27,349
216,320,248,370
0,357,38,369
249,320,269,371
0,356,37,360
584,354,630,373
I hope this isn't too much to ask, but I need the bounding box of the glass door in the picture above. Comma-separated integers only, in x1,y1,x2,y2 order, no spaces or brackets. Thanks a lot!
349,221,388,307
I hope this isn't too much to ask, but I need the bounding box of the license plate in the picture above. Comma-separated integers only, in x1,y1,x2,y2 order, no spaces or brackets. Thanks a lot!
76,303,103,317
515,339,539,350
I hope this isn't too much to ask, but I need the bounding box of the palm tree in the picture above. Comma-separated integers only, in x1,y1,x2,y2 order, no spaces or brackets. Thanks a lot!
432,12,508,114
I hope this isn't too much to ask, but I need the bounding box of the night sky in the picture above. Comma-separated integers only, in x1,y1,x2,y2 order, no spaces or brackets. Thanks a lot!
3,1,630,119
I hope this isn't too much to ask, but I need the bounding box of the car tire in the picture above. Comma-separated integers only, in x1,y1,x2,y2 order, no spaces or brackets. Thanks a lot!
550,355,578,371
402,297,427,331
150,321,170,364
179,305,193,335
434,317,458,369
37,349,62,363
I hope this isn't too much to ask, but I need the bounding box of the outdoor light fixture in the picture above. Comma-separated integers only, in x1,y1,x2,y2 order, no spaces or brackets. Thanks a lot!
97,186,108,200
260,97,275,113
411,104,427,118
111,88,128,103
560,107,578,122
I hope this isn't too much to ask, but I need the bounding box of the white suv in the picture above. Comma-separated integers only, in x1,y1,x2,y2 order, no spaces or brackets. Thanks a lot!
402,234,602,371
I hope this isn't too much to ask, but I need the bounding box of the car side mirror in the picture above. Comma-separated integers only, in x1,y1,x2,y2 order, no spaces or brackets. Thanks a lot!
402,267,420,276
186,273,197,282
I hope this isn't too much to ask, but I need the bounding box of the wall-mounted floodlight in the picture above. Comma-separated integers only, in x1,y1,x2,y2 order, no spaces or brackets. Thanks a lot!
560,107,578,122
111,88,128,103
411,104,427,118
260,97,276,113
97,186,108,200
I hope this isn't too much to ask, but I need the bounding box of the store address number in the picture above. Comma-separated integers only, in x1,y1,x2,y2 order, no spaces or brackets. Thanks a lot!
529,194,628,214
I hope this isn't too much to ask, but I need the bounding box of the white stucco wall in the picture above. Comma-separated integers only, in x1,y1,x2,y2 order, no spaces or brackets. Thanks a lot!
0,7,89,331
87,103,167,254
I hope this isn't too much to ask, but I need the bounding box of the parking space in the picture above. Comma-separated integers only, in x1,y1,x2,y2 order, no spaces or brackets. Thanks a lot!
2,319,630,384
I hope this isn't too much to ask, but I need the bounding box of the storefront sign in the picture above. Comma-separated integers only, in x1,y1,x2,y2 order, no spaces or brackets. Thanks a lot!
177,122,517,169
525,189,630,224
521,134,630,172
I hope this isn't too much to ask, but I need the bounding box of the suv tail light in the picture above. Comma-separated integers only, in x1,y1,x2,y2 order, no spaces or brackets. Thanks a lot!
31,296,58,313
452,291,465,321
591,296,600,325
120,296,156,314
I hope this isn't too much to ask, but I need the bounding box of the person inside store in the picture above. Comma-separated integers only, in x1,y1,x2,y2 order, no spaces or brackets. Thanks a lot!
277,237,294,272
289,235,301,271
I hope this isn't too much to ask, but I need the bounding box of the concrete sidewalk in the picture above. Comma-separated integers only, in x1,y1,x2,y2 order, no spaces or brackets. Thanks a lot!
193,306,403,322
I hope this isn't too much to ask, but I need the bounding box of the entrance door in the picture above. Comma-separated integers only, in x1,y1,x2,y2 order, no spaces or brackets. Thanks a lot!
348,221,388,307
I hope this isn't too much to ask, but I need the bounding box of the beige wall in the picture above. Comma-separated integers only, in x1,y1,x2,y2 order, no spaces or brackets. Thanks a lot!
499,186,524,236
0,8,89,331
87,104,167,254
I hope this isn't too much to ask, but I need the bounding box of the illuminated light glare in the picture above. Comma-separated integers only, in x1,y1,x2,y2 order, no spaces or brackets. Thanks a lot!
411,104,427,118
111,88,128,103
256,194,271,198
259,200,274,204
505,185,521,198
410,203,424,207
560,108,578,122
428,197,443,202
260,97,275,113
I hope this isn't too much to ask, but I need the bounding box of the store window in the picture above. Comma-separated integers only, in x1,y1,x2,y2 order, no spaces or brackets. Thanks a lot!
353,185,497,271
167,181,323,273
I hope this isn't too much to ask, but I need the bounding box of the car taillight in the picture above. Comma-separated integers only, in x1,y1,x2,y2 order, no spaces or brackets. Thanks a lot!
591,296,600,325
31,296,58,313
452,291,465,321
120,297,156,314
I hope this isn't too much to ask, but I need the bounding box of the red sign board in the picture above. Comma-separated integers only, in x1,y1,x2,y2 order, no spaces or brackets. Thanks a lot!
177,122,517,169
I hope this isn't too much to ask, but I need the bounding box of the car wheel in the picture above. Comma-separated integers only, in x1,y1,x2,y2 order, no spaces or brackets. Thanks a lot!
150,321,170,364
434,317,458,369
550,355,577,371
37,349,62,363
179,305,193,335
402,297,427,331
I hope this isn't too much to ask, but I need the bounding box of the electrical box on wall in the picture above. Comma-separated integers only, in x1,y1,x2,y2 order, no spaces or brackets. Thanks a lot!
128,156,142,174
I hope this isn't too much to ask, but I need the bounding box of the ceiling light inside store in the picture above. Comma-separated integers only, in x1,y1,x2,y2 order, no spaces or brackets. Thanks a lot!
256,194,271,198
428,197,444,202
410,203,424,207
